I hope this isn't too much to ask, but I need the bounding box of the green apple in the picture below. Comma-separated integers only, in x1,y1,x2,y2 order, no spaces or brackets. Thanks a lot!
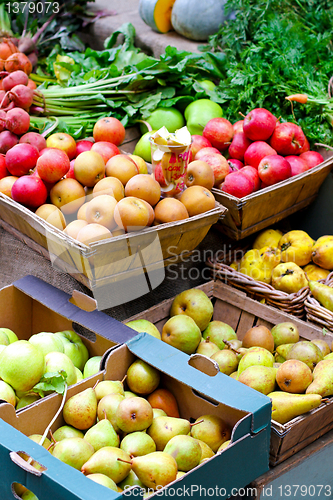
83,355,102,378
139,107,185,134
0,380,16,406
0,330,9,346
0,340,45,393
16,393,41,410
133,130,157,162
161,315,202,354
54,330,89,371
44,351,77,386
0,327,18,343
170,288,214,331
75,367,84,382
125,319,161,340
29,332,65,356
198,80,216,92
184,99,223,135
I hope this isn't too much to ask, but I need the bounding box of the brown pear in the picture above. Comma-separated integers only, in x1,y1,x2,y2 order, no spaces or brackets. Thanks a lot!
241,325,274,352
276,359,313,393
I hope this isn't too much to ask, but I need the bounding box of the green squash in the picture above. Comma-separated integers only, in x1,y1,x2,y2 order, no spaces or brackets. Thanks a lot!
139,0,176,33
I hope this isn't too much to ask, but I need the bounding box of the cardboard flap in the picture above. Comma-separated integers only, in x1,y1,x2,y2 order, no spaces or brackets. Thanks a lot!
13,275,135,344
126,334,271,434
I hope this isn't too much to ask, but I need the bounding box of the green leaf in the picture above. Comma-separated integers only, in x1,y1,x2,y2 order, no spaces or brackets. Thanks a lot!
33,371,68,396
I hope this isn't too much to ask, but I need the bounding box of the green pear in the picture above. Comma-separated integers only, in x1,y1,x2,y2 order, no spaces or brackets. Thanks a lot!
120,431,156,456
139,107,185,134
124,390,138,398
309,280,333,312
52,425,84,441
116,396,153,433
16,393,41,410
126,359,160,395
275,353,286,363
0,330,9,346
153,408,167,418
210,349,239,375
217,440,231,452
21,490,39,500
44,351,77,387
97,393,124,433
196,439,215,459
28,434,52,450
311,339,331,357
86,473,118,491
52,437,94,470
95,380,125,401
286,341,324,370
184,99,223,136
238,365,277,395
118,469,146,490
276,343,295,359
268,391,322,424
0,380,16,406
190,415,231,452
270,322,299,347
0,327,18,344
161,315,202,354
125,319,161,340
63,387,97,430
237,347,274,376
0,340,45,393
164,434,202,471
306,359,333,396
196,338,220,357
84,417,120,451
202,321,237,349
133,130,157,162
147,416,191,450
131,451,178,490
325,352,333,360
170,288,214,331
229,371,239,380
81,447,131,484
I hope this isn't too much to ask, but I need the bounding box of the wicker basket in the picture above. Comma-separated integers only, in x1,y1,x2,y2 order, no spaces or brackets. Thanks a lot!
206,249,310,318
305,271,333,331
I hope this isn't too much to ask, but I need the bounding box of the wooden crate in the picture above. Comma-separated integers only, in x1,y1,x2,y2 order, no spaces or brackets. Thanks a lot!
125,279,333,466
212,153,333,240
305,271,333,332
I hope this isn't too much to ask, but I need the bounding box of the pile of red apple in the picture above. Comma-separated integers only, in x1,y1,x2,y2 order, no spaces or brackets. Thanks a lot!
190,108,325,198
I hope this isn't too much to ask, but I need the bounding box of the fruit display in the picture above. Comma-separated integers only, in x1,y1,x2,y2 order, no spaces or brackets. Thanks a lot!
0,327,103,410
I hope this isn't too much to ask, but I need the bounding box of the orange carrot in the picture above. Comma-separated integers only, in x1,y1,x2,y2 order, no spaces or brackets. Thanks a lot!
285,94,308,103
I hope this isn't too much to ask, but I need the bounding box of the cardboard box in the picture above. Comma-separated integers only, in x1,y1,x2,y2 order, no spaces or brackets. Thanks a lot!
0,333,271,500
0,274,137,410
125,279,333,466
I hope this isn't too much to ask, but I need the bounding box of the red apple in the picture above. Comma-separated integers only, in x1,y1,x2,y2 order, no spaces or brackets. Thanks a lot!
299,151,324,169
244,141,276,169
269,122,306,156
258,154,292,186
240,165,260,191
0,155,9,179
299,136,310,154
228,132,252,161
203,117,234,151
36,148,70,183
243,108,277,141
66,159,76,179
19,132,47,152
196,153,229,185
154,161,167,187
219,171,255,198
195,147,221,160
46,132,77,160
233,120,244,133
11,175,48,208
93,117,126,146
76,139,94,156
285,155,309,177
228,159,244,172
30,169,56,194
91,141,120,164
5,143,39,177
190,135,212,159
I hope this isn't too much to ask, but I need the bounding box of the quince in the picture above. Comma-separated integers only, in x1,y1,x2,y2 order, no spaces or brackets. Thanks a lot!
239,247,281,284
303,264,330,281
253,228,283,250
271,262,308,294
312,235,333,270
278,230,314,267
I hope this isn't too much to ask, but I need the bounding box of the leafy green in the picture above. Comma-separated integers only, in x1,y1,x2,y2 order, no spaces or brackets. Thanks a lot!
33,371,68,396
200,0,333,145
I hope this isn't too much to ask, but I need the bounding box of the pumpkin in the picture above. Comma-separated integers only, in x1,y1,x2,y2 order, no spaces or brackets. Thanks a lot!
139,0,176,34
171,0,230,41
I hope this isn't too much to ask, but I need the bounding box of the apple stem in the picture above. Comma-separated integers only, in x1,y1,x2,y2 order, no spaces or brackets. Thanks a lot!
190,419,204,427
314,142,333,151
238,112,246,118
276,116,282,122
135,119,152,132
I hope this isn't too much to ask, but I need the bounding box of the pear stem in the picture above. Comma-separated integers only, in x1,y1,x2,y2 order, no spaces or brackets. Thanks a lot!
121,374,127,384
223,339,241,354
49,429,56,444
103,408,108,420
117,458,132,464
190,419,204,427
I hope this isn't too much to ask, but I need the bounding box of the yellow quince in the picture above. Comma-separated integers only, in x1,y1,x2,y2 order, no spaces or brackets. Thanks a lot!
239,246,281,284
312,235,333,270
278,230,314,267
303,264,330,281
253,228,283,250
271,262,308,294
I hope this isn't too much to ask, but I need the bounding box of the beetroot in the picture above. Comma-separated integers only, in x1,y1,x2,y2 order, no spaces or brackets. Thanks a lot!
0,110,6,132
2,71,29,92
6,107,30,135
8,84,34,110
0,90,10,108
5,143,39,177
0,130,18,153
19,132,46,152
